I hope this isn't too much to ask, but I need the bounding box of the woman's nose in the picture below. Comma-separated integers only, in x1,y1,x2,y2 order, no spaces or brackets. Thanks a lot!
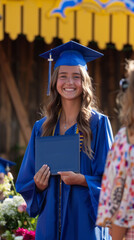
67,76,73,83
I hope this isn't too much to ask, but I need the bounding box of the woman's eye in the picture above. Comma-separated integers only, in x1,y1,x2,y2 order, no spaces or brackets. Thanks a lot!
74,76,81,79
60,75,66,79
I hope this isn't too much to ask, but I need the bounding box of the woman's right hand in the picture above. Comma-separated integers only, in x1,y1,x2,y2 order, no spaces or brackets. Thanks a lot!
34,164,50,191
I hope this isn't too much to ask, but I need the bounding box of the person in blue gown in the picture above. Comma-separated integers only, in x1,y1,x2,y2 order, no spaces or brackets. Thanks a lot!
0,157,16,202
16,41,113,240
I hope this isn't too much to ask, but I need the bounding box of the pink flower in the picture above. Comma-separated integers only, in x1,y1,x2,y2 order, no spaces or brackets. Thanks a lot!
15,228,35,240
18,202,27,213
23,231,35,240
15,228,27,236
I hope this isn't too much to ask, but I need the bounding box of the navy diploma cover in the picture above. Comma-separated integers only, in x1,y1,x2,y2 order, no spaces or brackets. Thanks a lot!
35,134,80,175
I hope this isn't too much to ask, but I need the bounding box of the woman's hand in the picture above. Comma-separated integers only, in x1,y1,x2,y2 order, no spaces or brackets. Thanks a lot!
111,223,127,240
109,227,112,237
57,171,88,186
34,164,50,191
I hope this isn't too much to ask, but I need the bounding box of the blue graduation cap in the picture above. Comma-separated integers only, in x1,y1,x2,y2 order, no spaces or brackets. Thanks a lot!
0,157,16,174
39,41,103,95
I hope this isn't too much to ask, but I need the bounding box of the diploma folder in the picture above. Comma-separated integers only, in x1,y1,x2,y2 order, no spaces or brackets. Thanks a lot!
35,134,80,175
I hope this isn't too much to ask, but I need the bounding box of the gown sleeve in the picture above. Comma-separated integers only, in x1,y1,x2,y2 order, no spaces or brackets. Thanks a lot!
84,114,113,224
15,120,48,218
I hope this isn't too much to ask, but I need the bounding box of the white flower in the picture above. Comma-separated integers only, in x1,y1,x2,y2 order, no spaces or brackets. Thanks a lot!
13,195,25,206
0,220,6,226
1,196,25,217
0,175,12,197
14,237,23,240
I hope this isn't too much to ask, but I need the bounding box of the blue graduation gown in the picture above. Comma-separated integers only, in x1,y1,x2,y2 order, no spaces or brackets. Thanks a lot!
16,110,113,240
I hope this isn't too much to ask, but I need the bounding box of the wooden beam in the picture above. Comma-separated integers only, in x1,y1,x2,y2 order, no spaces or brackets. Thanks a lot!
0,43,32,144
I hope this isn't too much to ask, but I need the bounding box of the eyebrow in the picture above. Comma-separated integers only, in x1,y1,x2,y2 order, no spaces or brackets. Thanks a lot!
58,72,81,75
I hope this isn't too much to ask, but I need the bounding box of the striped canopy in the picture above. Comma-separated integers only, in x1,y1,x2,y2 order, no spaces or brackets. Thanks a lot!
0,0,134,50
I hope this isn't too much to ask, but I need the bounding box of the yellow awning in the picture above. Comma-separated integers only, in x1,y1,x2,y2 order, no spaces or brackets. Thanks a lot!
0,0,134,50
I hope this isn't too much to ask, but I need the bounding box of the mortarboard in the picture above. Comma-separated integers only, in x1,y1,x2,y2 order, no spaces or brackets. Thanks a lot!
39,40,103,95
0,157,16,174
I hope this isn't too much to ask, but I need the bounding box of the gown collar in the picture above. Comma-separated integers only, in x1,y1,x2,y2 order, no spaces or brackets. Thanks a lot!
52,110,79,136
54,117,78,136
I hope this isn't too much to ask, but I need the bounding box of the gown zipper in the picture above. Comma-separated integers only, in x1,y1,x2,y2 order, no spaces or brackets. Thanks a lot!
59,178,62,239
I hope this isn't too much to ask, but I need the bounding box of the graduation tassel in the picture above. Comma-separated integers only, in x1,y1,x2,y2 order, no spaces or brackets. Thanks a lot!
5,163,10,173
47,52,53,96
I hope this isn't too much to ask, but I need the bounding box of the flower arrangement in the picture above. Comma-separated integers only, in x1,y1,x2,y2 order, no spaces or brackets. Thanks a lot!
0,172,37,240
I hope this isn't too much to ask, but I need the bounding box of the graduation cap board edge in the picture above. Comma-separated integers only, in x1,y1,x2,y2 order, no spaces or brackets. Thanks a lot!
39,40,103,64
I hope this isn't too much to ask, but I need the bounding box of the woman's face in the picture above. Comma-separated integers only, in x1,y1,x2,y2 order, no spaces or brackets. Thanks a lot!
56,65,83,101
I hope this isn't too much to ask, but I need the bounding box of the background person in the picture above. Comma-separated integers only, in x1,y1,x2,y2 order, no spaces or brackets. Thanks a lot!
96,60,134,240
0,157,16,202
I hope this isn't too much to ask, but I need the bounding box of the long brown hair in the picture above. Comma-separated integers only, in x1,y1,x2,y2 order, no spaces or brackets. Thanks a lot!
117,60,134,134
42,66,98,158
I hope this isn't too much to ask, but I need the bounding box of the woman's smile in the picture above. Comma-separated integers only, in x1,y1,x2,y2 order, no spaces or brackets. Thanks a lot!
63,87,76,93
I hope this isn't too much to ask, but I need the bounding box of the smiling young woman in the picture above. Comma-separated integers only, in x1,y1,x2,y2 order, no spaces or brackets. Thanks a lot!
16,41,113,240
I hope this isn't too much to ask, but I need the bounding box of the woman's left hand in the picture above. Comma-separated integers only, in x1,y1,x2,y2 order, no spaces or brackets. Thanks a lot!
57,171,88,186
